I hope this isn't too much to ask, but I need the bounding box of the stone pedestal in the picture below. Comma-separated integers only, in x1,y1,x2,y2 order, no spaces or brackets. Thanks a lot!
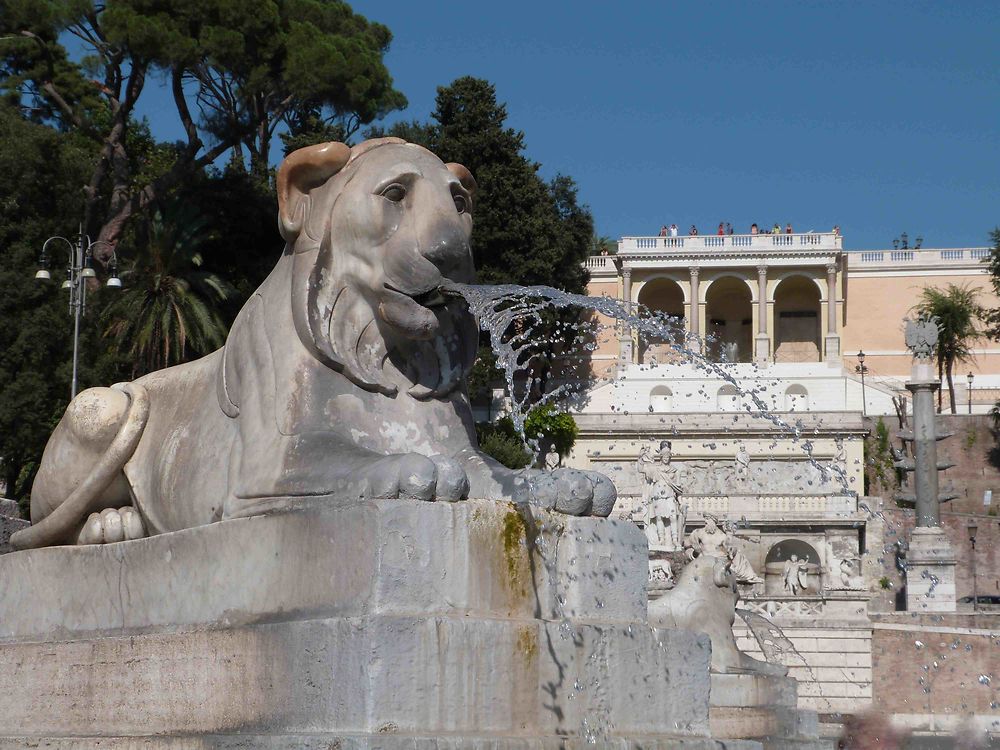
754,334,771,366
710,673,826,750
823,333,840,363
905,526,957,612
0,499,737,748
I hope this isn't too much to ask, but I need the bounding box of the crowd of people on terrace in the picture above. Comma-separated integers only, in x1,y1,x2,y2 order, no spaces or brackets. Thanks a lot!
656,223,840,238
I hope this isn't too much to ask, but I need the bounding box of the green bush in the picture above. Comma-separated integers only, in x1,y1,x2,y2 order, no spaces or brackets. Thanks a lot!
478,430,531,470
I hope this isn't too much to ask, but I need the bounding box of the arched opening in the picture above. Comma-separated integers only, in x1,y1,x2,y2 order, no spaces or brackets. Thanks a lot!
773,276,821,363
784,384,808,411
705,277,752,363
717,383,740,411
764,539,821,595
637,278,685,365
649,385,673,411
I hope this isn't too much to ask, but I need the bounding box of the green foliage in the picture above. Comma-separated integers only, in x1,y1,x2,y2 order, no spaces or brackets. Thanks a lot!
913,283,982,414
864,417,897,496
101,201,236,377
0,103,99,501
524,403,578,457
476,421,531,470
879,576,892,590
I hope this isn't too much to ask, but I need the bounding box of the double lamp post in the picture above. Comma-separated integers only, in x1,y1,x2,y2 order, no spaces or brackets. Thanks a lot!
34,227,122,398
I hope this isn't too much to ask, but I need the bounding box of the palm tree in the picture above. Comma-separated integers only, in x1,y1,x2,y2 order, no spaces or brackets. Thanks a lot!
913,284,982,413
102,201,236,378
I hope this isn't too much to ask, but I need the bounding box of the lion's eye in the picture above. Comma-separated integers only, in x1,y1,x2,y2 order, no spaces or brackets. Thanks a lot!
381,184,406,202
453,194,468,214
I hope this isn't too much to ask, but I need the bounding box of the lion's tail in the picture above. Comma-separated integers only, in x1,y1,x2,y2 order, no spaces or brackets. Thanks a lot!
10,382,150,551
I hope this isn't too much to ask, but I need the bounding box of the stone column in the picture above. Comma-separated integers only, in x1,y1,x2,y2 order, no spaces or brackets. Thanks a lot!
688,266,700,352
618,265,634,367
823,263,841,362
754,264,770,365
904,359,957,611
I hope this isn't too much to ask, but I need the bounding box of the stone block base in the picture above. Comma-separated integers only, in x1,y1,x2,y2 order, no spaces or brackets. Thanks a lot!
905,527,957,612
0,499,718,746
710,673,827,750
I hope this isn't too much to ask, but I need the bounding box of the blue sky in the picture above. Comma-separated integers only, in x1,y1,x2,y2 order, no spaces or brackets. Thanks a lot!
141,1,1000,250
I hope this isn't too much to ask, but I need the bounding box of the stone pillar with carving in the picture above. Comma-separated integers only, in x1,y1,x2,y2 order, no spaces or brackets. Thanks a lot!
688,266,701,353
754,264,770,365
823,262,841,362
901,316,957,612
619,265,634,368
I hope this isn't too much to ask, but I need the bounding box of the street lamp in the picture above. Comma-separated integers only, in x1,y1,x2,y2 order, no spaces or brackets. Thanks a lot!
967,372,974,414
34,227,122,398
855,350,868,416
900,232,909,250
967,521,978,613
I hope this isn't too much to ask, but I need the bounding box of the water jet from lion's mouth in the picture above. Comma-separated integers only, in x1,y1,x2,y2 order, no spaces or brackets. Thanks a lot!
443,280,854,499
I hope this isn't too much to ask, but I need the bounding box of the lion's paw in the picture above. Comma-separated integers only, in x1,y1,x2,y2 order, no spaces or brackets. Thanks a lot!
77,506,146,545
517,468,617,518
364,453,470,503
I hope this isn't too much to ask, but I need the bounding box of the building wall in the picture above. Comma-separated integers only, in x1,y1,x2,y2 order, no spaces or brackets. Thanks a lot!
840,271,1000,379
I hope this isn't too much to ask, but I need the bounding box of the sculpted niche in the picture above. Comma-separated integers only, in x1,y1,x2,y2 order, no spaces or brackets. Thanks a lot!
13,138,615,550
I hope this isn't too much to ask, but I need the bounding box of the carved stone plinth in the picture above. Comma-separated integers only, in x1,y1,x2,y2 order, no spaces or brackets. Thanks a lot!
0,499,733,748
905,526,957,612
710,673,826,750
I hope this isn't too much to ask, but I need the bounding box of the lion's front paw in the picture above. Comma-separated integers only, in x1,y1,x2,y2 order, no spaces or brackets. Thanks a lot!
77,506,147,545
364,453,470,503
518,468,617,517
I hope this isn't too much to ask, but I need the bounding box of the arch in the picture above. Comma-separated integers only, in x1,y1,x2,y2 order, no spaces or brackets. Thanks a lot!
649,385,673,411
705,276,753,363
773,275,821,363
765,538,820,565
717,383,740,411
784,384,808,412
637,277,686,364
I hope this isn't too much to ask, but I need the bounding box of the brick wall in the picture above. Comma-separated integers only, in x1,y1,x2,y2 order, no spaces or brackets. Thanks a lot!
870,614,1000,721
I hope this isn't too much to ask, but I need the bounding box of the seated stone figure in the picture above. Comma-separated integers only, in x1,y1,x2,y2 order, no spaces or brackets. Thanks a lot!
12,138,615,550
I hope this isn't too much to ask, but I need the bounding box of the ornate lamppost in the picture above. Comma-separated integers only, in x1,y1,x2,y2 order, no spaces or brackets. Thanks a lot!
34,227,121,398
967,521,978,613
967,371,974,414
855,350,868,416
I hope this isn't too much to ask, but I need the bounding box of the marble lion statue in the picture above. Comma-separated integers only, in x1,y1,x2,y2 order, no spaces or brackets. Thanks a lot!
12,138,615,550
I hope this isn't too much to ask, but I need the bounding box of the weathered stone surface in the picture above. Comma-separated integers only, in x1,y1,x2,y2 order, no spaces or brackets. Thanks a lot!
0,499,646,642
0,499,714,745
0,500,27,554
0,738,757,750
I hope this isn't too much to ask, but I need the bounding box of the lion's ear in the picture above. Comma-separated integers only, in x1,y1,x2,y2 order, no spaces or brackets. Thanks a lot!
277,142,352,243
446,162,477,201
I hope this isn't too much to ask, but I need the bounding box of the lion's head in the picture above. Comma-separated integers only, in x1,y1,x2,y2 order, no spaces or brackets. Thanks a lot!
276,138,479,399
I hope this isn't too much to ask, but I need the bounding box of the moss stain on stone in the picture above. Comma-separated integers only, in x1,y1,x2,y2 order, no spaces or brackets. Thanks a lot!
516,625,537,664
501,508,529,598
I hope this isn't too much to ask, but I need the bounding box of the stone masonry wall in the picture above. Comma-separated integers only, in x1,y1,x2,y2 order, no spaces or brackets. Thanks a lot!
869,613,1000,733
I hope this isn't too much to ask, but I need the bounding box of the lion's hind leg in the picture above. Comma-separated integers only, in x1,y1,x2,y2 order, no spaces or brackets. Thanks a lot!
10,383,149,550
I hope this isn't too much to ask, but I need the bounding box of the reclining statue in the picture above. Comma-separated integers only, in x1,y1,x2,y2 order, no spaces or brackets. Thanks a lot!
12,138,616,550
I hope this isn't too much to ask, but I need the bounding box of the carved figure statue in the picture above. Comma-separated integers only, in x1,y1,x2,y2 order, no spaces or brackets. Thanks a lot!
648,550,786,676
904,315,939,360
684,515,763,585
734,442,751,481
544,450,560,471
637,441,686,550
12,139,616,550
782,554,810,595
839,557,864,589
648,559,674,585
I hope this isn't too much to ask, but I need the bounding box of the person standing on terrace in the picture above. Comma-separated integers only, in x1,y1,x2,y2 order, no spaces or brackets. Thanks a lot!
785,223,793,234
750,223,759,235
717,222,725,235
689,225,699,236
659,225,668,237
669,224,678,237
726,222,733,235
772,222,781,234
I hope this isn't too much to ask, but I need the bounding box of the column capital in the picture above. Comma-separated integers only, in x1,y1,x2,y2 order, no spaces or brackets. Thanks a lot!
622,265,632,279
826,263,837,276
689,265,700,279
757,264,768,278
